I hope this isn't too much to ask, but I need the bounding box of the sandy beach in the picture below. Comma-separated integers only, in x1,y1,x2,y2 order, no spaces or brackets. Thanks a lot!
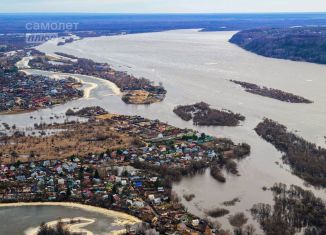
21,68,122,98
0,202,141,223
24,217,95,235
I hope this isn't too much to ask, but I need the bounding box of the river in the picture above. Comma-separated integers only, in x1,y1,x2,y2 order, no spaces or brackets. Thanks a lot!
1,29,326,233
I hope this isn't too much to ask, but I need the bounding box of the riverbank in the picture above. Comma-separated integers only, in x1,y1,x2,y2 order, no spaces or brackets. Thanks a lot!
0,202,140,224
23,69,121,98
25,217,95,235
28,53,166,105
230,27,326,65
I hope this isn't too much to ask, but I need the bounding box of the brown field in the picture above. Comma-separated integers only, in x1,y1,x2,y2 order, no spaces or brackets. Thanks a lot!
0,119,136,164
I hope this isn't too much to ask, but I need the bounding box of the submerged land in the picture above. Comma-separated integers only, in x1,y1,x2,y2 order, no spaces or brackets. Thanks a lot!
255,119,326,187
0,107,251,234
251,183,326,235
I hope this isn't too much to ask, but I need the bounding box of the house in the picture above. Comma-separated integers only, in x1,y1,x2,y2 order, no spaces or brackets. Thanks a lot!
192,219,199,227
157,187,164,192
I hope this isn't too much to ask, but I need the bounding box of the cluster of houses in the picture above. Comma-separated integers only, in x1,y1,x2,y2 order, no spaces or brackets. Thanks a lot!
0,110,249,234
0,51,83,113
0,145,216,234
0,72,83,113
0,116,237,234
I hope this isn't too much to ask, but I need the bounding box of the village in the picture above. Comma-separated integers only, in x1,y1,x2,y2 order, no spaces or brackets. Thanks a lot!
0,49,83,114
0,107,251,234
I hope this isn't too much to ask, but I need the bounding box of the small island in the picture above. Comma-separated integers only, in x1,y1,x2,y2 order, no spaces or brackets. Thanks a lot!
35,218,91,235
29,54,166,105
57,37,77,46
54,52,78,60
230,80,312,103
230,27,326,65
173,102,245,126
65,106,108,117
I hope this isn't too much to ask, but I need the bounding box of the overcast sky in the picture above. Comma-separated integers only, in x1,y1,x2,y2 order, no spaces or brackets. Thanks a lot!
1,0,326,13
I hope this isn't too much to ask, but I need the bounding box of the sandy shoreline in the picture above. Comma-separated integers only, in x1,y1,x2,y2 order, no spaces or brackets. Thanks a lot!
24,217,95,235
20,69,96,100
0,202,141,223
22,69,122,97
16,56,33,69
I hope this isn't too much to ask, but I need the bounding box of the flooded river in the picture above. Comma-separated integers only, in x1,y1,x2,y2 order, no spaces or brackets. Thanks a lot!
1,29,326,232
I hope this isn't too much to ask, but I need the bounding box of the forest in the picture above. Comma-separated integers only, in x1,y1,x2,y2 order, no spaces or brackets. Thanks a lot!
230,27,326,64
251,183,326,235
255,119,326,187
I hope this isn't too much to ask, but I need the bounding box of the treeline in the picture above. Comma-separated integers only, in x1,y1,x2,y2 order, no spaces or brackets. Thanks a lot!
251,183,326,235
132,159,208,186
210,163,226,183
54,52,78,59
37,221,79,235
205,207,229,218
210,158,240,183
208,141,250,183
65,106,108,117
255,119,326,187
173,102,245,126
230,27,326,64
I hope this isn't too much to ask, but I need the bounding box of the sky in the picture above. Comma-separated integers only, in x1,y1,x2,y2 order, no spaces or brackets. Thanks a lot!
1,0,326,13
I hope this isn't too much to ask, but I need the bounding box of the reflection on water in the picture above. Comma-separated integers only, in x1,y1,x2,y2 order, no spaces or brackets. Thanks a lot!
2,29,326,232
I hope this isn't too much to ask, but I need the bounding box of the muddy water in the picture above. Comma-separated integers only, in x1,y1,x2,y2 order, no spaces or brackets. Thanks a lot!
2,29,326,232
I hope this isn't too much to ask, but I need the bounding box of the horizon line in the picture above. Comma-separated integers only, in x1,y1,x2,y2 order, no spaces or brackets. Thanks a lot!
1,11,326,15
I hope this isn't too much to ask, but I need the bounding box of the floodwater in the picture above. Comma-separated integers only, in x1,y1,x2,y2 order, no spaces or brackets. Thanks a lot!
2,29,326,232
0,204,135,235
